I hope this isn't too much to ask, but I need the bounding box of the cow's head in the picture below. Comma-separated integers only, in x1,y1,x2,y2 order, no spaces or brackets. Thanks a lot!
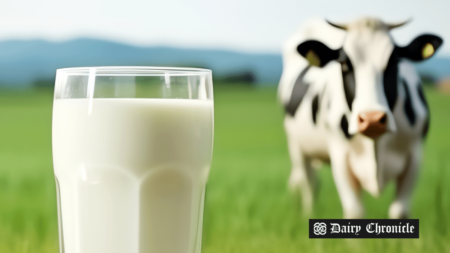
297,17,442,138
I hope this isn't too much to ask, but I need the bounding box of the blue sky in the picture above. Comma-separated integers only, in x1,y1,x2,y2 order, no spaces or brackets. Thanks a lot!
0,0,448,55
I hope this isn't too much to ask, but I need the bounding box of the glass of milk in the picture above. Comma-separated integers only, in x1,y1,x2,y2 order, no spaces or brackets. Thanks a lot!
52,67,214,253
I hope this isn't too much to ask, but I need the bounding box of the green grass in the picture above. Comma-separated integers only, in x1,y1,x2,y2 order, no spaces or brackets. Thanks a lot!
0,86,449,252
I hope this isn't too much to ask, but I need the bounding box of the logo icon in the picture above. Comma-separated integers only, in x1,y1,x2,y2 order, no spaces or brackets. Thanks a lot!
313,222,327,235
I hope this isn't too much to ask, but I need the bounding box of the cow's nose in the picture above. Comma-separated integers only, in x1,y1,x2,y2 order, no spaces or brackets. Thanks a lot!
357,111,387,138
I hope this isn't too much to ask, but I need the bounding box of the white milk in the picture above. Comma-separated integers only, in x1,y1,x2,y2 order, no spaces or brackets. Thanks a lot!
52,98,213,253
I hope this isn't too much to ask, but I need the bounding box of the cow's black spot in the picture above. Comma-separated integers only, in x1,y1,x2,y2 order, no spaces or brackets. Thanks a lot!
417,84,430,138
402,79,416,126
383,51,399,111
297,41,341,67
341,54,356,111
340,115,353,139
285,66,311,116
312,94,319,124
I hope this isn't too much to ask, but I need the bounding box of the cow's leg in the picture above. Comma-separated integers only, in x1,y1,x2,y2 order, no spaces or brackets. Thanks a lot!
389,144,421,219
287,138,315,215
329,140,364,219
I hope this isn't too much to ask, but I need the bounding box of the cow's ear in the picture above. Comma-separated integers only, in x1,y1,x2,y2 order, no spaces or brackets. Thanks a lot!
397,34,443,62
297,40,340,67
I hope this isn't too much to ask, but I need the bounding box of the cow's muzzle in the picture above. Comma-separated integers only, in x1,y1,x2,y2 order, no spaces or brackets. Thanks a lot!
357,111,387,138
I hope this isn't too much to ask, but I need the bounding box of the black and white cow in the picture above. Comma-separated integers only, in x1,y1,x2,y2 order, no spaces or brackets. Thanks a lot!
278,17,443,219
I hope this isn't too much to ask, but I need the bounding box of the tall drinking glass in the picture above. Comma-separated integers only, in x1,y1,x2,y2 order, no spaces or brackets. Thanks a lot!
52,67,214,253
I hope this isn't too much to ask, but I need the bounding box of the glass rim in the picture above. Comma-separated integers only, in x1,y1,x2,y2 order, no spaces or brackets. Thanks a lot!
56,66,212,77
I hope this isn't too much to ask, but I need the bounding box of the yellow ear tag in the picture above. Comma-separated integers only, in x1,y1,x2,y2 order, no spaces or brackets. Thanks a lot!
422,43,434,59
306,50,321,67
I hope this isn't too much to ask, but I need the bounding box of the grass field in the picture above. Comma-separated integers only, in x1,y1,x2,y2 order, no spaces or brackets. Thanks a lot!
0,85,449,252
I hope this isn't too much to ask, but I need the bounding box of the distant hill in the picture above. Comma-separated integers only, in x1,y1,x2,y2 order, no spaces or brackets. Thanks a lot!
415,57,450,83
0,38,282,87
0,38,448,87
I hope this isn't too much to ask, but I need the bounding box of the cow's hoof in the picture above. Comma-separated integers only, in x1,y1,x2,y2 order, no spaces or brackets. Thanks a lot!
389,202,409,219
289,190,313,216
344,211,364,219
343,205,364,219
288,170,314,215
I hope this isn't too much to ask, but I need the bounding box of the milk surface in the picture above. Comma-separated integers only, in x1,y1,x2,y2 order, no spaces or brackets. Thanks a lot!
52,98,213,253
